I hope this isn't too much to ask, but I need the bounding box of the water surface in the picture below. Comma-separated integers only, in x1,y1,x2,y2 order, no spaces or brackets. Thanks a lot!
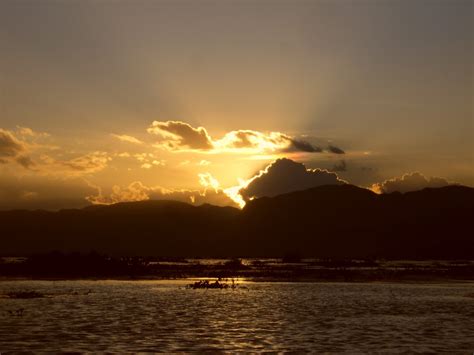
1,280,473,352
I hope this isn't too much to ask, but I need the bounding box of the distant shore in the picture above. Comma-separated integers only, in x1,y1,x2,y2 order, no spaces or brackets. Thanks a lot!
1,255,473,283
2,277,474,284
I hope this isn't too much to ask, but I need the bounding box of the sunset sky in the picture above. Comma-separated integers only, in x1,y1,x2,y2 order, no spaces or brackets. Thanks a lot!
0,0,472,210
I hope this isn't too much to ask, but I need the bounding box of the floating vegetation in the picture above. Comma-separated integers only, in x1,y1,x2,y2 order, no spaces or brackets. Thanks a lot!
223,258,245,269
187,279,238,290
281,253,302,263
1,289,92,299
6,291,44,299
6,308,25,316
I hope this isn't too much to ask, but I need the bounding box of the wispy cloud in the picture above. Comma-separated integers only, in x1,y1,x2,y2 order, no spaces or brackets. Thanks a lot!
111,134,144,145
35,152,112,177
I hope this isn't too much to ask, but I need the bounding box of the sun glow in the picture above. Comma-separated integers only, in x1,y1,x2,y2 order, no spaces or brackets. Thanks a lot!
224,178,251,209
212,130,293,154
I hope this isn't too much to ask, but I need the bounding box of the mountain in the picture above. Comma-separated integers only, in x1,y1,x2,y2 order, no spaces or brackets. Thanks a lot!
0,185,472,258
238,184,473,258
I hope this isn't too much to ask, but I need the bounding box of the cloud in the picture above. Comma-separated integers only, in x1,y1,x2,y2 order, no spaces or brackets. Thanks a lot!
371,172,455,194
20,190,39,200
148,121,213,150
327,145,345,154
111,134,143,145
15,155,36,169
332,160,347,172
16,126,49,138
0,128,26,159
0,174,96,210
239,158,346,201
61,152,111,175
134,153,152,162
215,130,323,153
0,128,35,168
87,181,151,204
214,130,284,151
140,160,165,169
147,121,343,155
284,138,322,153
86,178,238,208
36,152,111,177
130,152,166,168
198,172,220,191
215,130,260,149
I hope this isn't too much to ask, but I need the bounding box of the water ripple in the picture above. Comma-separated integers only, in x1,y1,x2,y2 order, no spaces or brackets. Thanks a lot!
0,281,473,352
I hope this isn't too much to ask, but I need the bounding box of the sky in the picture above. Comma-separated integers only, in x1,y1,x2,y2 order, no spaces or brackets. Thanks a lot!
0,0,472,210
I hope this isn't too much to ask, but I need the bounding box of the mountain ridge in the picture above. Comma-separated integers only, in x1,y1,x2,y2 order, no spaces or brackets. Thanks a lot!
1,184,472,258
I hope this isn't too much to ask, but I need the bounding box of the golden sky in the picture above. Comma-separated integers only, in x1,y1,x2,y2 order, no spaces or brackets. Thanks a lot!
0,0,472,209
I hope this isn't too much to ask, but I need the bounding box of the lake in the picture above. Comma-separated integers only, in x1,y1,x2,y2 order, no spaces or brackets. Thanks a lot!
1,280,473,352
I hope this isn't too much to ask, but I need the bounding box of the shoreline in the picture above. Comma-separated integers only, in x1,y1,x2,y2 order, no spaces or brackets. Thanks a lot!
1,279,474,284
2,257,473,283
1,275,473,284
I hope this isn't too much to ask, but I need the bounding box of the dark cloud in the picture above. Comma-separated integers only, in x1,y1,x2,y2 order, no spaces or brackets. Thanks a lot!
371,172,454,193
332,160,347,172
240,158,346,201
327,145,345,154
284,138,322,153
148,121,213,150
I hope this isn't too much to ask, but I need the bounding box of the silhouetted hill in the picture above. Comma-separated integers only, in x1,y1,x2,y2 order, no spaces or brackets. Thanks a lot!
0,185,472,258
238,185,473,258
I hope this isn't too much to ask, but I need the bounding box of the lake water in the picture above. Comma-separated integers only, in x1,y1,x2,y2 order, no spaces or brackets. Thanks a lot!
1,280,473,352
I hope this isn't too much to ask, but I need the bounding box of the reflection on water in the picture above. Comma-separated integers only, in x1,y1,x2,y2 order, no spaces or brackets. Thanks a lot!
0,280,473,352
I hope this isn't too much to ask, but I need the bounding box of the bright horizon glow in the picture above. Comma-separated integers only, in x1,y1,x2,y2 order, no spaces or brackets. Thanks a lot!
0,0,472,210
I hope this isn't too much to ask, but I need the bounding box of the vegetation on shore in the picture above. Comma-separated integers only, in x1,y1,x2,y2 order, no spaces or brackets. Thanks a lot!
1,253,473,282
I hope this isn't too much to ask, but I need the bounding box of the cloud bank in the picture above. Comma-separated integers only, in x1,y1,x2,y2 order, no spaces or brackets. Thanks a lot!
1,123,464,210
86,175,238,208
371,172,454,194
239,158,346,201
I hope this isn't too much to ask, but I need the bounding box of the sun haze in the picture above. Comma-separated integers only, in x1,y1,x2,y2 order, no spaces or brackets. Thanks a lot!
0,0,472,210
